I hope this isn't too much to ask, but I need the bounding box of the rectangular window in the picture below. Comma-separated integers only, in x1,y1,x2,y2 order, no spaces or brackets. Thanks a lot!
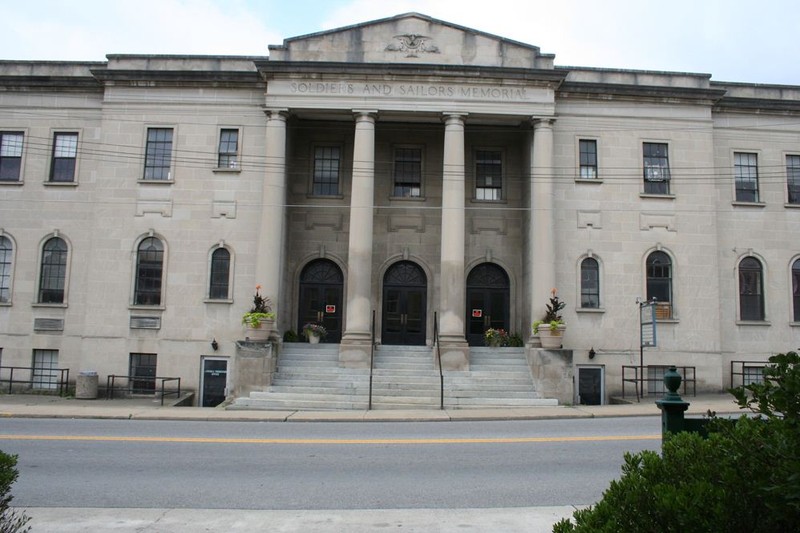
312,146,341,196
787,155,800,204
32,349,59,390
393,147,422,198
475,150,503,200
735,152,759,202
50,133,78,182
143,128,173,180
0,132,24,182
579,140,598,179
217,129,239,169
0,236,11,303
130,353,157,394
643,142,670,194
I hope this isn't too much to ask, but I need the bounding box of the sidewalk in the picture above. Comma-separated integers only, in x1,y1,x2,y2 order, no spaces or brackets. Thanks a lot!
0,392,744,422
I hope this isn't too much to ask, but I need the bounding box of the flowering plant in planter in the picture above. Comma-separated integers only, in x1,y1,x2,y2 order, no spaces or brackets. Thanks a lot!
484,328,509,347
302,323,328,338
242,285,275,328
532,288,566,334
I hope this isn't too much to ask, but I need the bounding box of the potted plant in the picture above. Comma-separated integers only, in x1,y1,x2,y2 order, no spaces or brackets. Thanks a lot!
484,328,509,348
242,285,275,341
302,322,327,344
533,288,566,349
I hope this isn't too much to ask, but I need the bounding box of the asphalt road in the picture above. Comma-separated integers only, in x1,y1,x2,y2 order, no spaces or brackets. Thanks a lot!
0,417,661,510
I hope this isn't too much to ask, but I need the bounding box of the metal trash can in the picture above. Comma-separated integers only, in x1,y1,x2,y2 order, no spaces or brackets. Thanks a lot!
76,371,98,400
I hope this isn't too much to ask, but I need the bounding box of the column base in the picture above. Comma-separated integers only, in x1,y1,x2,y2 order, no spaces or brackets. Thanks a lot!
436,337,470,371
339,332,373,368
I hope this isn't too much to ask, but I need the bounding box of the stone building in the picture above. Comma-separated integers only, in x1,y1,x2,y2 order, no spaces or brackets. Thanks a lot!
1,13,799,407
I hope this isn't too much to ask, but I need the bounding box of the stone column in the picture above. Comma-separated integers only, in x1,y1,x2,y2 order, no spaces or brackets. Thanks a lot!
528,118,556,343
340,111,377,368
438,113,469,370
255,109,287,341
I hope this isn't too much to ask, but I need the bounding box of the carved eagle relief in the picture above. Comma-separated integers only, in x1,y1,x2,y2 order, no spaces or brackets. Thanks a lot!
385,34,440,57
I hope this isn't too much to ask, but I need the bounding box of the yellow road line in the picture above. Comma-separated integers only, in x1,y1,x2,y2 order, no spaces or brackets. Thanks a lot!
0,434,661,445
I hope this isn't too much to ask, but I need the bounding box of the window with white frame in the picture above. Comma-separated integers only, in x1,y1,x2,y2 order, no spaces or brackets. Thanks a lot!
38,237,68,304
0,132,24,182
0,236,11,303
143,128,173,181
312,145,341,196
217,129,239,169
579,140,598,179
393,147,422,198
787,155,800,205
475,150,503,200
50,132,78,182
134,237,164,306
580,257,600,308
209,247,231,300
643,142,670,194
739,257,764,321
32,349,59,390
735,152,759,202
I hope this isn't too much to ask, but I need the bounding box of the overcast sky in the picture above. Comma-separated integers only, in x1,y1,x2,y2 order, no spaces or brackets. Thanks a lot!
1,0,797,85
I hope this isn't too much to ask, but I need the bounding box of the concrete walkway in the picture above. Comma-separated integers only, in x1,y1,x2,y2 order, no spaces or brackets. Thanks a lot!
2,393,745,532
0,392,743,422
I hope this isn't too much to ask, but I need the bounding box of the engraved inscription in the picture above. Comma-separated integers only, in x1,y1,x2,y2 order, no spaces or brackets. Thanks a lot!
287,81,529,101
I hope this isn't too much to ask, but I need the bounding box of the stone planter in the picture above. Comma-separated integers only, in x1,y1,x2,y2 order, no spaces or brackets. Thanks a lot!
244,318,273,341
538,324,566,349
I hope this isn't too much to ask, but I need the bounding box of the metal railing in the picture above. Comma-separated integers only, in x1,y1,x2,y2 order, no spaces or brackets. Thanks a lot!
106,375,181,405
434,311,444,410
622,365,696,401
0,366,70,395
368,309,376,410
730,360,767,388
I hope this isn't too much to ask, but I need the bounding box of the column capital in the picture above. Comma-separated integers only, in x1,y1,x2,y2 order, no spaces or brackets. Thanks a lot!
352,110,378,121
531,116,556,128
442,112,468,125
264,108,289,121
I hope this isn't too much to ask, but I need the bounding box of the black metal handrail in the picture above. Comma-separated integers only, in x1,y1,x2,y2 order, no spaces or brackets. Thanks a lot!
730,360,767,388
434,311,444,410
0,366,70,395
368,309,375,410
622,365,696,401
106,375,181,406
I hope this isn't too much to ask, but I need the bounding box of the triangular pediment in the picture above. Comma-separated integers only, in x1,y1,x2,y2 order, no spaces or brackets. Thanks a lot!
268,13,554,70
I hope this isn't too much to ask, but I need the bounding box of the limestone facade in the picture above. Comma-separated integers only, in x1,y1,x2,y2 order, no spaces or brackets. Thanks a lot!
1,13,799,404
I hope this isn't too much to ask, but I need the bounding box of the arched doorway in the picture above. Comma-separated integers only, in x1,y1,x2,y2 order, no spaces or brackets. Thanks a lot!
298,259,343,343
466,263,510,346
382,261,427,345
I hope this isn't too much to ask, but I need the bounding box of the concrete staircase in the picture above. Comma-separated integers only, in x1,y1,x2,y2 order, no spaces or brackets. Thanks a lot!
229,344,557,411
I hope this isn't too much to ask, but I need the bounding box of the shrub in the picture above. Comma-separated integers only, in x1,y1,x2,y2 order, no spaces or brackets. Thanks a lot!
553,351,800,532
0,450,30,533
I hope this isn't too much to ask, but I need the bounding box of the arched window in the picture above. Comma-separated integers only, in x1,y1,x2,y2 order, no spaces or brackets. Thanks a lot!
39,237,68,303
209,247,231,300
580,257,600,309
739,257,764,321
646,251,672,318
134,237,164,306
793,259,800,322
0,236,12,303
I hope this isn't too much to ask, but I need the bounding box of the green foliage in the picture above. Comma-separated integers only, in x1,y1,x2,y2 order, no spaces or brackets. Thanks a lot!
543,288,565,323
0,450,30,533
508,333,524,347
282,330,299,343
554,350,800,533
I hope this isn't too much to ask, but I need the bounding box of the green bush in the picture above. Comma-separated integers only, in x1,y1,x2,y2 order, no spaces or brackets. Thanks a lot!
554,351,800,533
0,450,30,533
